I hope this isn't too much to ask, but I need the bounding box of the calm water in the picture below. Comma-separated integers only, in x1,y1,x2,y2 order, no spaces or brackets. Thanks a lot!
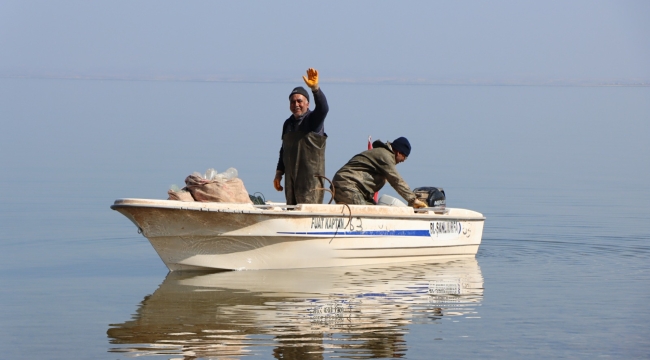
1,78,648,359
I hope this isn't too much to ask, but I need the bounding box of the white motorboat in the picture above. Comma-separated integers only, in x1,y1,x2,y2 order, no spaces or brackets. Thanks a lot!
111,198,485,271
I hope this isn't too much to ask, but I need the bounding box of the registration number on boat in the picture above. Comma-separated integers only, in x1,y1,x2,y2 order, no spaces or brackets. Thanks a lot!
429,220,461,236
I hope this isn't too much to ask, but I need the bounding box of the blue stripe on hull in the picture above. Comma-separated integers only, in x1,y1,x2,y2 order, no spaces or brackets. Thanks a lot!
276,230,431,237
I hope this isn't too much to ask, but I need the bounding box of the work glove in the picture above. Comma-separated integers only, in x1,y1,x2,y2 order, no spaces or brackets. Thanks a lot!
273,171,284,191
412,199,427,209
302,68,319,91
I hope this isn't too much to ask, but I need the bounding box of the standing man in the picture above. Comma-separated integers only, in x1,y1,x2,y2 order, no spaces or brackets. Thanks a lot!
273,68,329,205
331,137,427,208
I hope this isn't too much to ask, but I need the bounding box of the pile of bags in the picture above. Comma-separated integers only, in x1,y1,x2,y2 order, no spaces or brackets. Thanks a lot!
167,167,253,204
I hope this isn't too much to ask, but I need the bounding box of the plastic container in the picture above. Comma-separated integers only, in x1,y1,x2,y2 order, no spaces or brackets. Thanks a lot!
204,168,217,180
378,194,407,207
222,167,238,180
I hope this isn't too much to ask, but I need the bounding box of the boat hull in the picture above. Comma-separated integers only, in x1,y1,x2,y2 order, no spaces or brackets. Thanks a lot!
112,199,485,271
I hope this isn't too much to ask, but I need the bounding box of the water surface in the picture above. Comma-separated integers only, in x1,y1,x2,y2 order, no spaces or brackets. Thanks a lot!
0,78,648,359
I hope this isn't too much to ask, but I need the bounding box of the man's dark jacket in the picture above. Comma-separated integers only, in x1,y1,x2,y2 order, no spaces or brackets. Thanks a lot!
277,89,329,205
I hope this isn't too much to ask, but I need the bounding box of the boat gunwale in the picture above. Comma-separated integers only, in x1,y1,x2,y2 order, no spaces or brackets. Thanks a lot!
111,200,486,222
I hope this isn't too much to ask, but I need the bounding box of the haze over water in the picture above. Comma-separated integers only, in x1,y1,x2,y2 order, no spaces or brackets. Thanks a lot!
0,78,648,359
1,0,649,358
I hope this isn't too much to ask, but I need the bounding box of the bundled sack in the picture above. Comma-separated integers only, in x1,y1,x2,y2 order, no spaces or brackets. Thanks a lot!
184,174,253,204
167,188,195,202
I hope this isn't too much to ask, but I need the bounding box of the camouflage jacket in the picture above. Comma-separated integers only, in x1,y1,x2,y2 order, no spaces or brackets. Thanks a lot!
332,140,416,204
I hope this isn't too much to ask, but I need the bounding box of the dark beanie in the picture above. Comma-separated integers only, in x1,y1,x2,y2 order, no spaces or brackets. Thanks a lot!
391,137,411,157
289,86,310,102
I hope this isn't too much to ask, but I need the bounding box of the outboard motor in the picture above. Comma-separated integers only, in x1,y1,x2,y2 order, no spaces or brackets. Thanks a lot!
413,187,446,208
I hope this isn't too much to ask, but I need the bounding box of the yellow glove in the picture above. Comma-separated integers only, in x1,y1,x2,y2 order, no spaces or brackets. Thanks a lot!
412,199,427,209
302,68,319,91
273,172,283,191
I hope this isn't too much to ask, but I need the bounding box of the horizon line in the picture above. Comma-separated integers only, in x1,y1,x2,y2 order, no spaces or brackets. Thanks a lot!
2,74,649,87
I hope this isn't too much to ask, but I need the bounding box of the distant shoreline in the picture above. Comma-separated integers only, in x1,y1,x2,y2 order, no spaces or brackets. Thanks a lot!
1,74,648,87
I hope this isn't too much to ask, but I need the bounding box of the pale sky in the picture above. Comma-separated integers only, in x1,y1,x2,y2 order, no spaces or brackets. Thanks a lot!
1,0,648,83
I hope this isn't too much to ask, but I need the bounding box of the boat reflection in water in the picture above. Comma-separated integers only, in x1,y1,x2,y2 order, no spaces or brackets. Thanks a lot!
107,259,483,359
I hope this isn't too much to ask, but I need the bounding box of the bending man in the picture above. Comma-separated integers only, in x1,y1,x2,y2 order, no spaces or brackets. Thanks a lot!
274,68,329,205
332,137,427,208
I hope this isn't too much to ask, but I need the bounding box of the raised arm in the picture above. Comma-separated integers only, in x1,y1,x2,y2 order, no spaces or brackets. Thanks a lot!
303,68,328,132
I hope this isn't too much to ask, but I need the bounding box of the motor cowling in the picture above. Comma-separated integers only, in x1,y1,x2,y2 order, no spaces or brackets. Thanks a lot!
413,187,446,208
